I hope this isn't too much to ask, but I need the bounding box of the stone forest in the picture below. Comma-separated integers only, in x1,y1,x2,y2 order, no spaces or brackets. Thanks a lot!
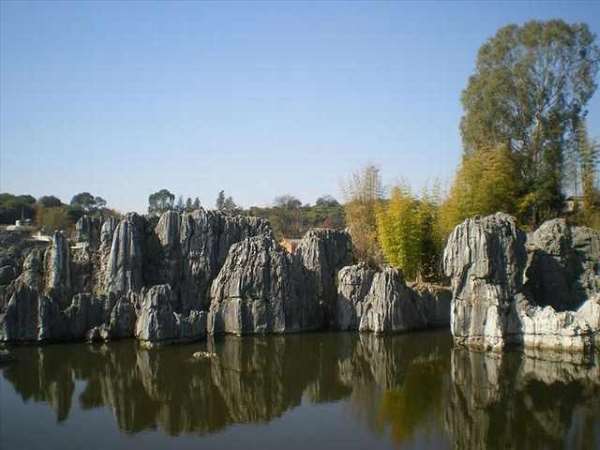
2,6,600,450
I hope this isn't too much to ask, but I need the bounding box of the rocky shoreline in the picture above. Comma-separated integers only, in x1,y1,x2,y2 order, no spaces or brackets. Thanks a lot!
1,210,598,353
0,210,450,346
444,213,600,352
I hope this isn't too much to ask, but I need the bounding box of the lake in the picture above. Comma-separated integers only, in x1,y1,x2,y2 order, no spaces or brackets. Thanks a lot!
1,330,599,450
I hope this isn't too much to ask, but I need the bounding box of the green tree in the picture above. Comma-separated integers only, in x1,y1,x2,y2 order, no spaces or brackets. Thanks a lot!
222,196,240,215
377,185,442,281
37,195,63,208
193,197,201,210
175,195,184,212
440,145,522,236
215,190,226,210
0,193,36,224
573,121,600,228
315,195,340,208
461,20,600,226
70,192,106,212
148,189,175,215
185,197,193,211
274,195,302,209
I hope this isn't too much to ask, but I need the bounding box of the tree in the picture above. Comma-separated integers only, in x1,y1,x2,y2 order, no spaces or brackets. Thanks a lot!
274,195,302,209
0,193,36,224
440,145,522,236
342,164,384,266
223,196,239,215
148,189,175,215
216,190,226,210
175,195,184,212
577,121,599,212
460,20,600,226
193,197,201,210
36,206,70,233
572,120,600,228
376,185,443,281
37,195,63,208
70,192,106,213
185,197,193,211
315,195,340,208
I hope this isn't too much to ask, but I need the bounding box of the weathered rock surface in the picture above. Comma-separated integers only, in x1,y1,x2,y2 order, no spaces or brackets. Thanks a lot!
152,209,271,312
135,284,206,345
0,210,271,344
106,214,144,295
443,213,600,351
335,263,375,330
207,235,319,335
45,231,71,302
295,228,353,326
335,263,451,332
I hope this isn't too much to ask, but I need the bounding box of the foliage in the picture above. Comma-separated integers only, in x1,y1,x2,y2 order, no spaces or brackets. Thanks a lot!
215,190,226,210
35,206,71,233
148,189,175,215
569,120,600,229
342,164,384,266
274,194,302,209
0,193,36,224
460,20,600,226
215,190,240,215
247,195,344,240
37,195,63,208
376,184,443,281
440,145,523,236
315,195,340,208
175,195,185,212
70,192,107,212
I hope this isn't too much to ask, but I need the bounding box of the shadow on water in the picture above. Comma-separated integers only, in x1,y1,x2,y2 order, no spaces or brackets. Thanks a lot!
1,330,599,449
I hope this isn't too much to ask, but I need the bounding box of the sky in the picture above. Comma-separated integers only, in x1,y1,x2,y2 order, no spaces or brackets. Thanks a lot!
1,1,599,213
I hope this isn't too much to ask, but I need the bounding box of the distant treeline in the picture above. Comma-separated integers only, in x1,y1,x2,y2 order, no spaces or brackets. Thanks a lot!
147,188,345,240
0,192,119,232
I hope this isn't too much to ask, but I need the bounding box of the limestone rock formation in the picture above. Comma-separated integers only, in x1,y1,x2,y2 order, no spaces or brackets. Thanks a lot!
45,231,71,302
335,263,451,332
207,235,319,335
153,209,271,312
295,228,353,326
443,213,600,351
106,214,144,295
135,284,206,345
335,263,375,330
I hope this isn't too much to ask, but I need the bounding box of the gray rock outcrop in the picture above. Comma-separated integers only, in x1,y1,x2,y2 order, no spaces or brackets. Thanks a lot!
153,209,271,312
335,263,451,332
0,210,272,344
207,235,319,335
45,231,71,302
296,228,353,327
135,284,206,345
106,214,143,295
443,213,600,352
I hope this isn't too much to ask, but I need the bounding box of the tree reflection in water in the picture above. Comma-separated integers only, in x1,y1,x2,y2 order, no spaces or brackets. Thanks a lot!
1,331,599,449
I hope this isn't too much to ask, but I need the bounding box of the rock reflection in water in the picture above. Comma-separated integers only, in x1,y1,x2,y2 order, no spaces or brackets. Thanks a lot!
446,348,600,450
1,331,599,450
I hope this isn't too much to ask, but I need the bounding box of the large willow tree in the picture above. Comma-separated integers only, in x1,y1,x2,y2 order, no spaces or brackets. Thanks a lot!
460,20,600,226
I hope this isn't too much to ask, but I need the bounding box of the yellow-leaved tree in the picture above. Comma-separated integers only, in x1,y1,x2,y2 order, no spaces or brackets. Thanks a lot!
377,184,443,281
440,145,523,236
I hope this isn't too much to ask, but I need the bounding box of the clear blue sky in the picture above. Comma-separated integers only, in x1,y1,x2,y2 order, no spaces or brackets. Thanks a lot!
1,1,599,213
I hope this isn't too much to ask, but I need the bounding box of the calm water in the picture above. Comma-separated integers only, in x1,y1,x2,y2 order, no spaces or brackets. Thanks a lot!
1,330,599,450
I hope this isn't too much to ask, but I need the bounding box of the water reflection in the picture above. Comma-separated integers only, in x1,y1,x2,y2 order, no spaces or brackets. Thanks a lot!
446,348,600,450
1,332,599,449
